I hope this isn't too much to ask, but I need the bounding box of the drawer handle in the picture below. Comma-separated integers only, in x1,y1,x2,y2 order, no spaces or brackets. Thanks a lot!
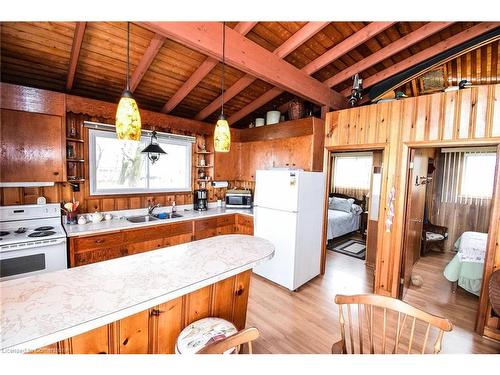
53,171,59,176
95,239,105,243
151,309,162,316
235,287,244,296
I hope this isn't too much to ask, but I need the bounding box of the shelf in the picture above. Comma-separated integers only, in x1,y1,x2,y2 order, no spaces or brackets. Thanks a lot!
67,137,84,143
67,178,85,183
194,165,213,168
67,159,85,163
196,179,212,182
195,151,213,154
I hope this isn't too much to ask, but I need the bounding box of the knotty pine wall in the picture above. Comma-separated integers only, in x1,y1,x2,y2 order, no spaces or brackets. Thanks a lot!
0,112,248,212
325,83,500,337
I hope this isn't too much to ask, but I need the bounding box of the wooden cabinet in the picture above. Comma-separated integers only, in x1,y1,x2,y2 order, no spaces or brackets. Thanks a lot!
0,109,66,182
69,214,252,267
214,142,241,180
37,271,252,354
236,214,254,235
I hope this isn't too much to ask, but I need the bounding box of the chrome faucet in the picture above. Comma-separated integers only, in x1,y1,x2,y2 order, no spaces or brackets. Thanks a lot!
148,203,161,215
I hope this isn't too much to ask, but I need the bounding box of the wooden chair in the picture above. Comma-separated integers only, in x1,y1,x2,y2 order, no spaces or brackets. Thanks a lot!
421,221,448,256
196,327,260,354
332,294,453,354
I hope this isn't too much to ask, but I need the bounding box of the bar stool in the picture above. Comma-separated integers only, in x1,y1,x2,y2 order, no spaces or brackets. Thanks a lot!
175,317,238,354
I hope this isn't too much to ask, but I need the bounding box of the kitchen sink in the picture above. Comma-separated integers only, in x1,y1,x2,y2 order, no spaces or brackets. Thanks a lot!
126,215,159,223
126,213,183,223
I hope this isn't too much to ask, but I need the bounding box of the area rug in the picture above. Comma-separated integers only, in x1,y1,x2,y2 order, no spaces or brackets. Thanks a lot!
328,239,366,260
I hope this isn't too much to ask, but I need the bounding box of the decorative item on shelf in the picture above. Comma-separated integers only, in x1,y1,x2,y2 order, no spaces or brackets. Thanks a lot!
248,121,255,128
62,201,79,225
288,98,304,120
348,73,363,107
115,22,141,141
66,144,75,158
199,157,206,167
214,22,231,153
77,215,87,225
87,211,103,224
198,169,206,179
255,118,265,127
104,213,113,221
266,110,281,125
69,122,77,138
279,115,285,122
141,130,166,164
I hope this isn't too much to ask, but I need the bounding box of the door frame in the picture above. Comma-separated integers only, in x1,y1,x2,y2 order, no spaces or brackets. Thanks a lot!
399,141,500,335
320,143,387,287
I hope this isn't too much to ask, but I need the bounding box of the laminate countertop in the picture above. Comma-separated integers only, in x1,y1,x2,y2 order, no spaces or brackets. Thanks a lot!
0,235,273,353
64,207,254,237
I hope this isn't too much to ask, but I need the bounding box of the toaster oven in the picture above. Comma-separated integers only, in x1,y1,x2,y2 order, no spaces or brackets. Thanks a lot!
225,189,252,209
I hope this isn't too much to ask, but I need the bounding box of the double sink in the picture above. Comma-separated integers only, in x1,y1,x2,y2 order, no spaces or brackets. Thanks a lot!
126,212,183,223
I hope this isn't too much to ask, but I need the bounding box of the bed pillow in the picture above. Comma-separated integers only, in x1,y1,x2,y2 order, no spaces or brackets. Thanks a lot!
331,197,354,213
351,203,363,215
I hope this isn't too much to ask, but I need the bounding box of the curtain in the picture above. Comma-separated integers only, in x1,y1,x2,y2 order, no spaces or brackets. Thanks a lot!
332,154,372,200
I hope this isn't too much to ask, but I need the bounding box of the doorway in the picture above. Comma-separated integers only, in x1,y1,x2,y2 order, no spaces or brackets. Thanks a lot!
323,149,384,294
400,145,498,335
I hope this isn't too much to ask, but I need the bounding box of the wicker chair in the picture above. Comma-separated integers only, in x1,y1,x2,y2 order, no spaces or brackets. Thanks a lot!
421,221,448,256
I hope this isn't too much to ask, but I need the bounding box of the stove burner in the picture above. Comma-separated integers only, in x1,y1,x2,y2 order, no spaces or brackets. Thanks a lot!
34,226,54,231
15,227,27,234
28,231,56,238
0,231,9,236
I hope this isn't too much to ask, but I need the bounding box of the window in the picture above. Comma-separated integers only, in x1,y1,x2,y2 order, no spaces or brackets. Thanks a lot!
460,152,496,199
89,129,193,195
333,154,373,189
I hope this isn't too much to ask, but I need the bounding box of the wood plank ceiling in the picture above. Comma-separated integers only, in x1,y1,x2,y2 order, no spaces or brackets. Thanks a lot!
1,21,498,127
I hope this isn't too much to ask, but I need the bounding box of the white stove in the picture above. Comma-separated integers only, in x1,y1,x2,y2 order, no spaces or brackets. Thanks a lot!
0,204,68,281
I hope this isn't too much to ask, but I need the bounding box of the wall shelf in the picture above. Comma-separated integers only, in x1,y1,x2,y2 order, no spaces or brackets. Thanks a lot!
194,165,213,168
67,137,84,143
67,159,85,163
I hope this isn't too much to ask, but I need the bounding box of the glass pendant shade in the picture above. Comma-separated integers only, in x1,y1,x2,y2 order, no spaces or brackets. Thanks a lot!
141,130,166,164
116,90,142,141
214,114,231,152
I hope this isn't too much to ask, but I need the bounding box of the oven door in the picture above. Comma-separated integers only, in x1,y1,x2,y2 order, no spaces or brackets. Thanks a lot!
0,238,67,282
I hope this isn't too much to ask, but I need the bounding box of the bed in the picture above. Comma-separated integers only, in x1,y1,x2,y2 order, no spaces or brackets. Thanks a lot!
326,193,364,240
443,231,488,296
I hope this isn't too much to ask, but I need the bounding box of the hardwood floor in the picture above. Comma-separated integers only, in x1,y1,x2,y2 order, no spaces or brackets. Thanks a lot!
404,251,500,354
246,251,500,354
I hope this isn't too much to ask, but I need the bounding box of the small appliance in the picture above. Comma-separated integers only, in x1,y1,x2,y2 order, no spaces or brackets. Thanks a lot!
0,203,68,281
193,189,208,211
225,189,252,209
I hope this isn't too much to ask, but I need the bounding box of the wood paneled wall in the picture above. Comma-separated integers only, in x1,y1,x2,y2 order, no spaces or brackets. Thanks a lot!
430,152,492,252
324,83,500,338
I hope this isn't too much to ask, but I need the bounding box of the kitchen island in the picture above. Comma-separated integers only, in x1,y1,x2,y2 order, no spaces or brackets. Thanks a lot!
1,235,274,354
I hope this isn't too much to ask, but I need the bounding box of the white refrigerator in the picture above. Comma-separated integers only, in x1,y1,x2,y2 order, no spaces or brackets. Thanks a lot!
253,169,326,291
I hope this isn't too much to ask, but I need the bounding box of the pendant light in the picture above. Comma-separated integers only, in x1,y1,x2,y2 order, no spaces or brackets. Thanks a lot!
141,130,166,164
115,22,142,141
213,22,231,152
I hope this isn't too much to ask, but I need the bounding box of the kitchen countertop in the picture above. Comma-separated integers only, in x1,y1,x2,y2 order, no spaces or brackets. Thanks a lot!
64,206,254,237
0,235,273,353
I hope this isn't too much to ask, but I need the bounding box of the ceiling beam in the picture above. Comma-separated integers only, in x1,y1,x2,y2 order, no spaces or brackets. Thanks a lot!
324,22,454,88
160,22,256,114
140,22,344,109
66,22,87,91
229,22,393,124
195,22,329,121
340,22,500,96
129,34,166,92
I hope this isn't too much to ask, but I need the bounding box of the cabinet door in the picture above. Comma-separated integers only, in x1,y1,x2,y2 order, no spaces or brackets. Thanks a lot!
154,297,183,354
0,109,65,182
73,246,126,267
240,141,273,181
193,218,217,240
233,270,251,330
70,325,111,354
118,310,150,354
271,136,311,170
236,215,254,235
216,214,236,235
214,142,241,180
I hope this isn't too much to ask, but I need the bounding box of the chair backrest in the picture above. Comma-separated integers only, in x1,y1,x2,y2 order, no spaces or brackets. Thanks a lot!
196,327,260,354
334,294,453,354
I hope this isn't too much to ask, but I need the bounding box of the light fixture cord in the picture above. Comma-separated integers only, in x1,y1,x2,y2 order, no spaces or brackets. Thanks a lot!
221,22,225,116
126,22,130,91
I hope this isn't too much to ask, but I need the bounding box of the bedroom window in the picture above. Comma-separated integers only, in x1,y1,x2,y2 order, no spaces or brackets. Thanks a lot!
460,152,496,199
88,128,194,195
333,154,373,189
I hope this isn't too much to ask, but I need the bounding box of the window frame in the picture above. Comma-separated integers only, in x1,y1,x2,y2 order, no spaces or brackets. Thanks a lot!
88,129,193,196
458,152,496,199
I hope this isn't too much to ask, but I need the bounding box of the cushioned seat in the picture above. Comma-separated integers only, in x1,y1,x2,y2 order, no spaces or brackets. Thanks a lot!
425,232,445,241
175,317,238,354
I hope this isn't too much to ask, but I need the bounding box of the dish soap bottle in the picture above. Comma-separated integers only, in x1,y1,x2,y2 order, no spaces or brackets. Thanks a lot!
172,201,177,214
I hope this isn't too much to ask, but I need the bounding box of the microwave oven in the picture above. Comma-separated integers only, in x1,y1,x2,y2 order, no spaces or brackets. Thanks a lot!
225,189,252,209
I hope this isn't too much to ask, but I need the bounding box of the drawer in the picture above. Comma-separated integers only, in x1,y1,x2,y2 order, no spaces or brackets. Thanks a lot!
216,214,236,227
158,221,193,238
194,217,217,232
74,246,126,266
236,215,253,227
74,232,124,252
